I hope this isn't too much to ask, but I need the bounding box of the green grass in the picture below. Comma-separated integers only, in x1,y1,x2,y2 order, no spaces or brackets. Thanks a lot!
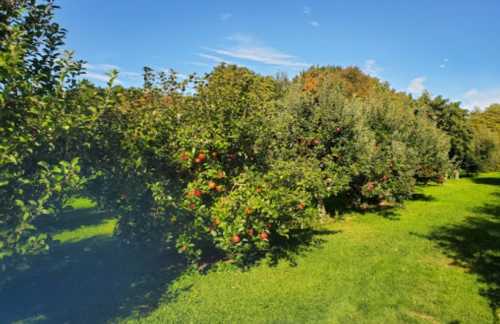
122,173,500,324
1,174,499,324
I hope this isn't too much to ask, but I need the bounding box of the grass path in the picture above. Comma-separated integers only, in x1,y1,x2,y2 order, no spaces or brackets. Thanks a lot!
1,173,498,323
123,173,500,324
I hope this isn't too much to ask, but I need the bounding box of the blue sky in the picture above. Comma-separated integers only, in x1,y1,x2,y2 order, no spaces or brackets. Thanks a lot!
56,0,500,109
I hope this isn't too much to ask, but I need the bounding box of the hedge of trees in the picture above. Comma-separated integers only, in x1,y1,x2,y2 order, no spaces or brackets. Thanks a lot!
1,1,497,266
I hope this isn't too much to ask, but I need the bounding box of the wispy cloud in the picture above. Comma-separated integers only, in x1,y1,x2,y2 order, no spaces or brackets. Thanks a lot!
83,63,142,85
188,61,211,67
462,87,500,110
199,33,309,68
407,76,426,95
198,53,236,65
363,59,383,77
83,72,123,85
84,63,119,71
303,6,320,27
439,58,449,69
220,12,232,21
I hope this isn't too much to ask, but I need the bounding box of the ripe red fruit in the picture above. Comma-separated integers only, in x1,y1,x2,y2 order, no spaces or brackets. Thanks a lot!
256,187,262,193
192,189,202,197
231,234,241,244
336,127,342,133
259,231,269,241
189,203,196,209
197,152,206,162
297,202,305,210
180,152,189,161
208,181,217,190
194,157,202,164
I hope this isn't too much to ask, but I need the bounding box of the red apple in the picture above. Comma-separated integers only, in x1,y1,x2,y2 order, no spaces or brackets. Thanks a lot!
192,189,202,197
208,181,217,190
259,231,269,241
231,234,241,244
297,202,305,210
197,152,206,162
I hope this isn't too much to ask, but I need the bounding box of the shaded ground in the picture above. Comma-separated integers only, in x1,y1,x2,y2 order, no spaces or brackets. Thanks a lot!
0,203,187,324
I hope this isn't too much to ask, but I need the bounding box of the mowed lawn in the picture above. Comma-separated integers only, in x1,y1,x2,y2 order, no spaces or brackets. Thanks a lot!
1,173,499,324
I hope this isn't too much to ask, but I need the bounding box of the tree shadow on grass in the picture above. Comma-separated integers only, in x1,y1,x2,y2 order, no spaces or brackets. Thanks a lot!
0,229,188,324
0,237,187,324
426,202,500,320
472,177,500,186
36,208,115,233
264,228,341,267
324,195,404,220
408,193,436,202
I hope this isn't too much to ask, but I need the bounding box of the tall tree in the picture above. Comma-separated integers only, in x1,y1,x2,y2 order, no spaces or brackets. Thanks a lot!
417,92,478,173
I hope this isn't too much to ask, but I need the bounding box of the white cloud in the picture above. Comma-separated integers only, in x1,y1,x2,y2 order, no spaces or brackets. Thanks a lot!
119,71,142,79
83,63,142,85
220,13,232,21
462,87,500,110
200,34,309,68
439,58,448,69
188,61,211,67
309,21,320,27
303,6,311,15
407,76,426,95
363,59,383,77
198,53,236,65
84,63,119,71
83,72,122,85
